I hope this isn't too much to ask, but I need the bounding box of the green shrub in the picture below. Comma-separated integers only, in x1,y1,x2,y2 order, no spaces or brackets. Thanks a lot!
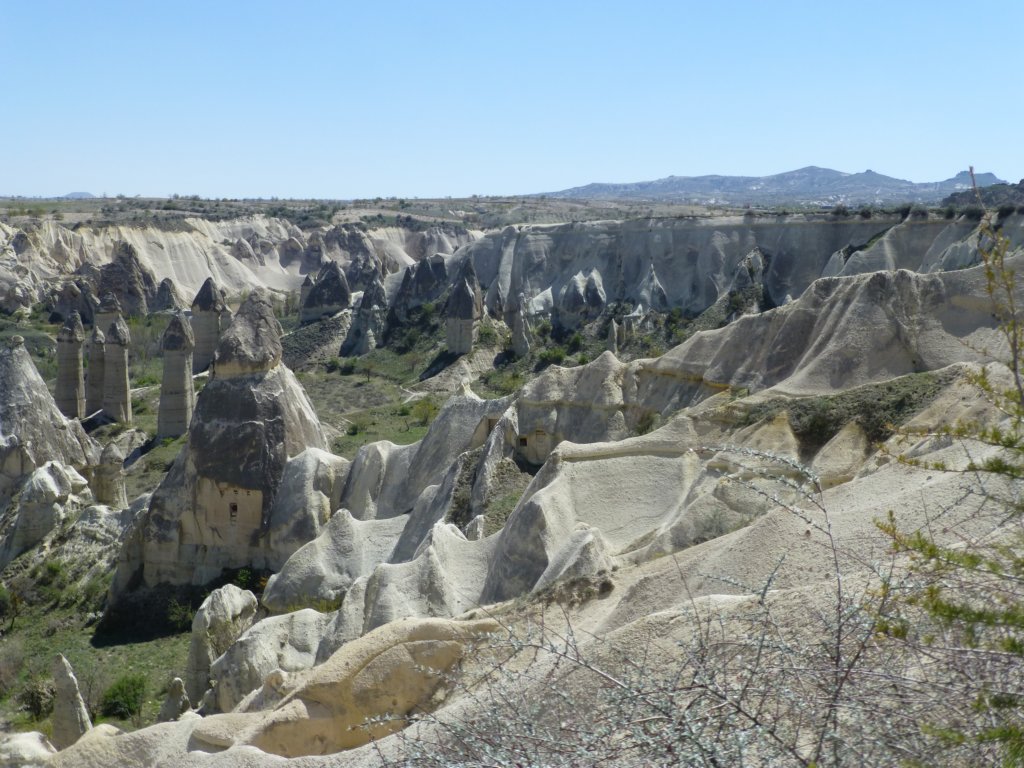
538,346,565,366
100,673,146,720
411,398,439,426
566,332,584,353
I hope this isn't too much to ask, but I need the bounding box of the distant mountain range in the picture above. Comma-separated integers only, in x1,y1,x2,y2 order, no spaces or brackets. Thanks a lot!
63,191,96,199
545,167,1006,206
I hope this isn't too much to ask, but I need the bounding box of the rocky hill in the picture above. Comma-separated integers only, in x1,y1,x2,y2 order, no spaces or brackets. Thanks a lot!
1,206,1023,766
547,166,1005,206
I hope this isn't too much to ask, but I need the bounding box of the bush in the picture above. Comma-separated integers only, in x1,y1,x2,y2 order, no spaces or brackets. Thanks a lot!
566,332,584,353
411,398,439,426
18,678,55,720
100,673,146,720
538,346,565,366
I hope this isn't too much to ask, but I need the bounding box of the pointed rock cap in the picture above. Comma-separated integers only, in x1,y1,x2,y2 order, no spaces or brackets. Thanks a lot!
101,442,125,466
446,257,482,320
213,290,282,377
162,310,195,352
90,326,105,345
57,311,86,344
106,316,131,346
304,261,351,309
154,277,186,311
302,274,314,287
192,277,226,313
361,276,387,311
97,292,122,314
6,335,24,349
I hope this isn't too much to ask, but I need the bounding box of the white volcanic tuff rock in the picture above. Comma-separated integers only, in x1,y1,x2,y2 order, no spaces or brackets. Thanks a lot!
465,215,1022,326
337,391,512,521
55,311,86,418
636,263,1013,402
96,241,158,317
194,617,501,758
207,608,334,713
152,277,187,311
262,509,406,614
158,310,196,438
340,275,387,356
0,731,55,766
112,294,327,592
157,678,190,723
185,585,259,704
300,261,351,325
51,654,92,750
264,448,350,571
0,337,96,497
0,462,93,569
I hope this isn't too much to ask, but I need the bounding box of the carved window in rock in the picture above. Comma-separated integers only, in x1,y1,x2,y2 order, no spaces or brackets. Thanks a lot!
229,502,238,523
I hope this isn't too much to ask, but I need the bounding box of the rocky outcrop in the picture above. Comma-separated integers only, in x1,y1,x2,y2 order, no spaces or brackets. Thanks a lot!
190,617,500,757
96,241,157,317
92,293,122,337
157,678,190,723
157,311,195,438
190,278,228,374
111,292,327,593
84,327,105,416
340,275,387,356
101,316,131,424
93,443,126,509
0,732,55,766
300,261,350,325
55,312,86,419
51,654,91,750
389,253,448,324
0,336,95,501
185,585,258,704
445,257,483,355
152,277,186,312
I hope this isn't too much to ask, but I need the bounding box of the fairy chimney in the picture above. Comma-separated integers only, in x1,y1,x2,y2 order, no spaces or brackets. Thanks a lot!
191,278,227,374
55,312,86,419
102,316,131,424
158,311,196,438
85,326,106,416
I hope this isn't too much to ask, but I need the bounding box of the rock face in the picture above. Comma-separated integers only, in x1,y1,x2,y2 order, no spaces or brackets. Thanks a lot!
341,275,387,356
84,327,105,416
55,311,86,419
96,241,158,317
390,253,448,323
152,277,186,312
0,336,95,501
157,311,195,438
510,293,532,358
300,261,350,325
51,654,92,750
185,585,258,704
101,316,131,424
190,278,227,374
0,731,55,766
92,293,122,338
189,617,500,757
93,443,126,509
157,678,190,723
445,256,483,355
111,292,327,593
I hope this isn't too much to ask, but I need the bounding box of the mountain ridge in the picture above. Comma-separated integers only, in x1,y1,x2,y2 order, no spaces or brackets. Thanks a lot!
546,166,1005,206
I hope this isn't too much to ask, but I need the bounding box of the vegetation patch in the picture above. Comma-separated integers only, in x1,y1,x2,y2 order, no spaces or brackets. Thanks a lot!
740,370,951,458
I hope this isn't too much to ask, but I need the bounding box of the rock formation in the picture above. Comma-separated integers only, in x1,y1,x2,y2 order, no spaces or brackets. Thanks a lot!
510,293,532,357
300,261,350,325
93,443,126,509
0,336,95,500
340,275,387,356
152,277,186,312
92,293,122,337
96,241,158,317
51,654,91,750
157,678,190,723
185,585,258,704
445,257,483,355
111,291,327,594
55,312,86,419
190,277,227,374
157,311,195,438
101,316,131,424
299,274,313,310
84,326,105,416
390,253,448,324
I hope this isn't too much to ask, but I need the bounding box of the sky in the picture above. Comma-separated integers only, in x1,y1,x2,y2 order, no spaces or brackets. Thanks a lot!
2,0,1021,199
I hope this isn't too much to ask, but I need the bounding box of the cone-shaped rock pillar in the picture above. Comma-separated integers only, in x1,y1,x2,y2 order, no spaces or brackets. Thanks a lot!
55,312,86,419
445,257,483,355
85,326,105,417
102,316,131,424
191,278,227,374
94,442,127,508
159,311,196,438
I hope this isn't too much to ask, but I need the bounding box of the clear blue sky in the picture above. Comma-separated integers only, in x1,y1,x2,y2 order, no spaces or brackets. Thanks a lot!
3,0,1020,199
